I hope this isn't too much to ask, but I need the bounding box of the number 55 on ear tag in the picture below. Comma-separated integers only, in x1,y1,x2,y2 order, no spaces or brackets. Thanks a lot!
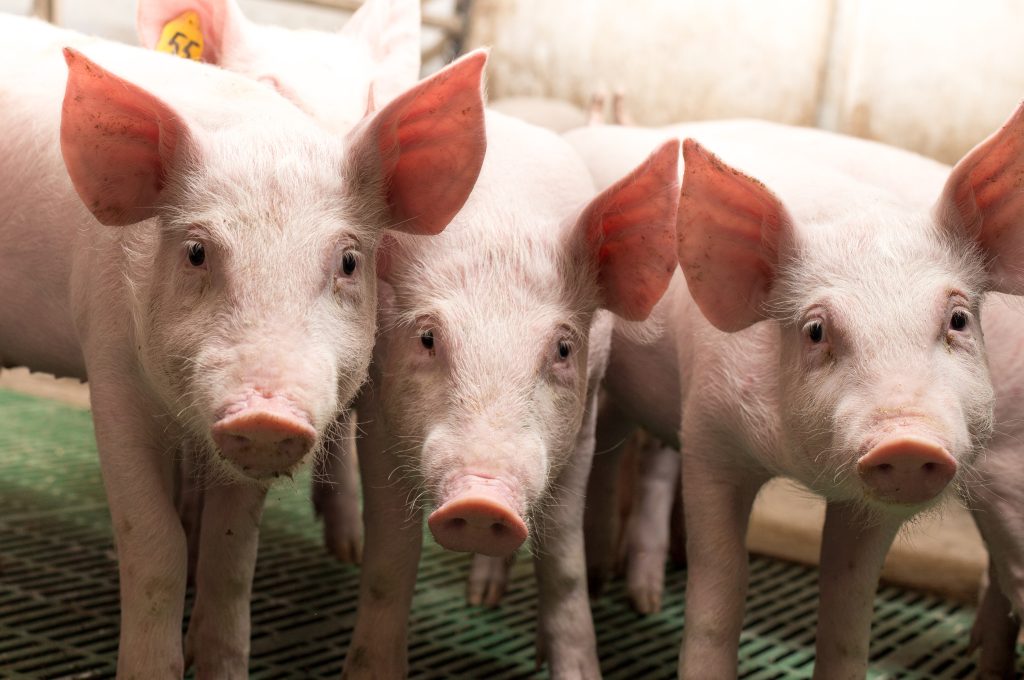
156,10,204,61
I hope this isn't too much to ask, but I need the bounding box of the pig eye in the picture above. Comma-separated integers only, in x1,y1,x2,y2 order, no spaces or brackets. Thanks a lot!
804,320,824,344
420,330,435,351
185,241,206,268
340,251,357,277
949,309,969,331
556,339,572,361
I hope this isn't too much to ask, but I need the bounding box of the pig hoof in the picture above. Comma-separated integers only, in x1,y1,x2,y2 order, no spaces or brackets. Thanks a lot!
626,550,666,615
467,553,512,607
324,525,363,564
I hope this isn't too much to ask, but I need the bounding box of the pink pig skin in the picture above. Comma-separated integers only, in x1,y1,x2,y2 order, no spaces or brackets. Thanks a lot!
138,0,424,578
342,113,681,679
0,15,485,678
566,108,1024,679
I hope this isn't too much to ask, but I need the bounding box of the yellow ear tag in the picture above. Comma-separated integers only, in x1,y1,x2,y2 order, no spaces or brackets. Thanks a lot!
156,10,204,61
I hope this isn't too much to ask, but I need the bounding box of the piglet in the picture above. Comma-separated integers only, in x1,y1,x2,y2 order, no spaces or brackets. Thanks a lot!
138,0,423,569
0,15,486,677
566,103,1024,678
342,112,680,678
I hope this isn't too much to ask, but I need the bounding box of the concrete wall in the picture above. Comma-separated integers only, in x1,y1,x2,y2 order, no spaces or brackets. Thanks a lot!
469,0,1024,163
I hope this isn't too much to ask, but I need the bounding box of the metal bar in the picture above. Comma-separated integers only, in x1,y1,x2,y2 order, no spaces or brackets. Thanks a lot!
31,0,58,23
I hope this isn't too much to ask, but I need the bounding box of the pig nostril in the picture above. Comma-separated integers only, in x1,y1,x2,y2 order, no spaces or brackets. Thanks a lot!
877,463,893,473
449,518,467,530
490,522,505,535
922,462,936,473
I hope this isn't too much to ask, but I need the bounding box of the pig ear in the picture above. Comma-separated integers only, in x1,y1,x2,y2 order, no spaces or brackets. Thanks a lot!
574,139,681,321
60,49,188,227
677,138,793,332
937,101,1024,295
346,49,487,237
136,0,246,64
343,0,421,105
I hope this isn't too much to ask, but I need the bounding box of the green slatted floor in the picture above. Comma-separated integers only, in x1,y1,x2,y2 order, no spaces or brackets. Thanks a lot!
0,389,1009,678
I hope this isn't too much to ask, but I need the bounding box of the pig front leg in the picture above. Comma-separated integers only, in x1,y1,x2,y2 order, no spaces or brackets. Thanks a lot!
971,562,1019,679
534,391,601,679
467,553,514,607
343,390,423,679
184,480,267,679
89,374,188,678
583,391,636,596
174,440,205,583
813,501,900,680
970,452,1024,678
678,447,765,679
312,409,363,564
620,437,679,614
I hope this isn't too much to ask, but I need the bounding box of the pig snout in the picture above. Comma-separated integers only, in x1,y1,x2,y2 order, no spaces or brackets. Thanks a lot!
211,395,317,475
856,436,957,505
427,473,528,557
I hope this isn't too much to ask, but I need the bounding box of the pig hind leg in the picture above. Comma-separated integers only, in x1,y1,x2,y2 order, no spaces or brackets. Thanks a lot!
467,553,515,607
620,435,679,614
584,391,637,596
312,410,363,564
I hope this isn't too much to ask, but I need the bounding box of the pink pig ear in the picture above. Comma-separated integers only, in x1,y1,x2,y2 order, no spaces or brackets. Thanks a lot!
575,139,681,321
938,100,1024,295
60,48,189,227
342,0,421,105
677,138,793,332
346,49,488,237
136,0,246,64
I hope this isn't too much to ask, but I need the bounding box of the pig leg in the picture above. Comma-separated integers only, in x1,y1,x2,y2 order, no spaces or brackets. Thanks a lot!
584,391,636,596
971,562,1018,679
620,439,679,614
677,446,765,679
184,481,267,679
174,440,205,583
668,473,686,567
342,388,423,679
467,553,515,607
970,454,1024,677
312,409,363,564
534,391,601,679
813,501,900,680
89,374,188,678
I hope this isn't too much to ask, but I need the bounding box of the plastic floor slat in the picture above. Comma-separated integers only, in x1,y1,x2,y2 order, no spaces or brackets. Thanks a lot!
0,388,1015,679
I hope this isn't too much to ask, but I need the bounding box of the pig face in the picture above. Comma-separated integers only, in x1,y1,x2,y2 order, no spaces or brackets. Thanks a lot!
376,134,681,557
677,101,1024,514
60,49,487,483
771,212,994,511
137,0,420,133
